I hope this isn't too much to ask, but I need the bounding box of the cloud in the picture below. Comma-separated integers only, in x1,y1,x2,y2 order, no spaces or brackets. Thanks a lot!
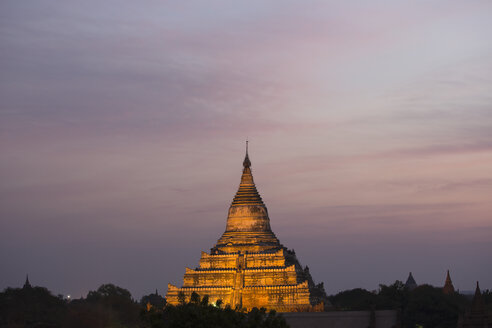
372,141,492,159
1,0,492,298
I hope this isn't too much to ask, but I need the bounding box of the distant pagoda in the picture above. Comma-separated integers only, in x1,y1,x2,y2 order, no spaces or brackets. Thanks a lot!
457,282,492,328
442,270,455,294
23,275,32,289
405,272,417,290
166,143,328,311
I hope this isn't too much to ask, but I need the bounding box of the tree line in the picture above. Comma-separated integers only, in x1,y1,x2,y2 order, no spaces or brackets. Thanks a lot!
1,280,490,328
0,283,287,328
328,280,492,328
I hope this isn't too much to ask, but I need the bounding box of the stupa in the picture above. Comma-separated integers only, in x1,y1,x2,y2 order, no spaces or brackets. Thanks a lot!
442,270,455,294
166,143,328,312
457,282,492,328
404,272,418,291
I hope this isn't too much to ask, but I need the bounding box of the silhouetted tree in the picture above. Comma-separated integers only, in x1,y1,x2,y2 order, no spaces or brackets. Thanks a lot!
329,281,470,327
140,291,166,310
329,288,378,310
66,283,141,328
177,292,185,305
190,291,200,305
483,289,492,312
141,295,289,328
378,280,409,310
200,295,209,307
403,284,468,328
0,286,67,327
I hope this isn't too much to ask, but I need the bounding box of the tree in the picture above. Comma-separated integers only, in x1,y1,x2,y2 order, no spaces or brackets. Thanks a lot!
378,280,409,310
66,284,141,328
482,289,492,312
200,295,209,307
329,288,378,310
177,292,185,305
141,295,289,328
403,284,467,328
190,291,200,305
0,286,67,327
86,283,133,302
140,291,166,310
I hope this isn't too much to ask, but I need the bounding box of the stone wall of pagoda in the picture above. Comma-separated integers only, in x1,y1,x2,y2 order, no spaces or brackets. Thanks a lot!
199,250,287,269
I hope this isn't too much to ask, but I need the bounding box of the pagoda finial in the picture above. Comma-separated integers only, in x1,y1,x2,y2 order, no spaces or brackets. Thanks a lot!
243,140,251,168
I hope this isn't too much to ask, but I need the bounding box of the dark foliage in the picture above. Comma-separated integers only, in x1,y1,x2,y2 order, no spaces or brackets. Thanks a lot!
483,289,492,312
141,293,289,328
329,281,470,328
0,286,66,328
0,283,142,328
65,284,141,328
328,288,379,310
403,284,467,328
378,280,408,310
2,281,488,328
0,283,287,328
140,292,166,309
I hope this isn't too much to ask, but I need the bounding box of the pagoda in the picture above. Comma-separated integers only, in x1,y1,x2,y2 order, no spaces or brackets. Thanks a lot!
23,275,32,289
405,272,417,291
457,282,492,328
442,270,455,294
166,143,328,312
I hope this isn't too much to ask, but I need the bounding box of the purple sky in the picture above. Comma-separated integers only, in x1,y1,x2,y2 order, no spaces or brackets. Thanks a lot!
1,1,491,299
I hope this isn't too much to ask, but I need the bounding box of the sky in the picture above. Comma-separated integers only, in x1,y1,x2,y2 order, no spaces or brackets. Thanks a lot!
1,0,491,300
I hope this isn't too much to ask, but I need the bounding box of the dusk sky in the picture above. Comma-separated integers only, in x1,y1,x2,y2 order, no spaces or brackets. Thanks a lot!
1,1,491,299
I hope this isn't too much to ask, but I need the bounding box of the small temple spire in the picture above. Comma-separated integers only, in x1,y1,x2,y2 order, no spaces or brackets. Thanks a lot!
23,274,32,289
405,272,417,291
457,281,491,326
470,281,486,315
475,281,481,297
443,269,455,294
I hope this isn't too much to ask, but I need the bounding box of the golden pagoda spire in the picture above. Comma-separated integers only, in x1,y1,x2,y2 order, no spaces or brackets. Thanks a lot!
232,141,263,206
243,140,251,168
215,142,279,252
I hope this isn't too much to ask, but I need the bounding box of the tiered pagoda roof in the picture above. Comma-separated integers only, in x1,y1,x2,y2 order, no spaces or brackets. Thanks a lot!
166,143,328,311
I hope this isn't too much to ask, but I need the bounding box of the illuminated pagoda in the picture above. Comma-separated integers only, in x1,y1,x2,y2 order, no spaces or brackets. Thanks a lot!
166,143,328,312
